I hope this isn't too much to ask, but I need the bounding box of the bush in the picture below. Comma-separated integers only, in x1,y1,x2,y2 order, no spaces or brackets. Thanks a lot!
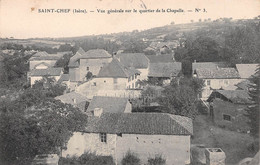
121,151,141,165
59,152,115,165
147,155,166,165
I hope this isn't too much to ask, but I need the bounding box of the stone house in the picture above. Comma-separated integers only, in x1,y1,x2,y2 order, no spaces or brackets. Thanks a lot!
75,58,141,99
148,62,182,85
68,48,112,85
207,90,252,132
115,53,149,80
55,91,89,111
63,112,193,165
86,96,132,114
29,67,63,86
192,62,241,99
29,51,64,70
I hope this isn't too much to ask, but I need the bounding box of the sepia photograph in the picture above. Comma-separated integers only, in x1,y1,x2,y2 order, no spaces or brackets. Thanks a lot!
0,0,259,165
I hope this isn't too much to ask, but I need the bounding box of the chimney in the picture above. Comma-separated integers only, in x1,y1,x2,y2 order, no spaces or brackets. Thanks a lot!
93,108,103,117
205,148,226,165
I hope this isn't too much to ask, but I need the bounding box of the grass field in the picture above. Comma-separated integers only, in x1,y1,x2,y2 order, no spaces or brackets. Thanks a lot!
191,115,258,165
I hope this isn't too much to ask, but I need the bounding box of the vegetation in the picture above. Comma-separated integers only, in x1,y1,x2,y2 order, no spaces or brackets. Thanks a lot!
245,65,260,137
157,77,204,119
0,79,88,165
59,152,115,165
147,155,166,165
121,151,141,165
55,53,73,74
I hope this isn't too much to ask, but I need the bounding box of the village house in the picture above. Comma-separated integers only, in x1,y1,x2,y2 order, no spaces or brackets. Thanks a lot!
75,58,141,99
146,54,175,63
86,96,132,114
68,48,112,85
62,112,193,165
28,51,64,70
144,41,179,54
192,62,241,99
148,62,182,85
29,67,63,86
55,91,89,111
207,90,252,133
115,53,149,80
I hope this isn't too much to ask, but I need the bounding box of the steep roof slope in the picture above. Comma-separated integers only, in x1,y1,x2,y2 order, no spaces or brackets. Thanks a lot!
86,96,129,113
97,58,140,78
30,68,63,76
146,54,174,63
116,53,149,69
148,62,182,77
196,68,240,79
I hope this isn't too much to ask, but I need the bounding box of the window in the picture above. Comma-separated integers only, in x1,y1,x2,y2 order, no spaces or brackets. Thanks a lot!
135,74,137,79
86,67,89,71
104,80,106,83
207,80,211,86
100,133,107,143
132,83,134,88
223,114,231,121
128,77,131,82
132,75,134,81
93,82,96,86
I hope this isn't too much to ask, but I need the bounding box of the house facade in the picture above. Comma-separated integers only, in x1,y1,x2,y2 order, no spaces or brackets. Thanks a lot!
193,64,241,99
29,51,64,70
207,90,252,133
29,68,63,86
68,48,112,83
75,58,141,99
62,112,193,165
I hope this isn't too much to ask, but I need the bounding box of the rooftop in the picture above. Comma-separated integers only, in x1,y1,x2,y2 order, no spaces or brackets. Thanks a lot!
192,62,229,72
83,113,193,135
148,62,182,78
29,51,63,61
30,68,63,76
115,53,149,69
236,64,259,79
195,68,240,79
86,96,130,113
146,54,175,63
208,90,252,104
97,58,140,78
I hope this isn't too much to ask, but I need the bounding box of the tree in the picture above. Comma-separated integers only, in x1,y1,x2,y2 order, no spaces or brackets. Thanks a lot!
157,77,204,119
86,71,93,80
55,53,72,74
147,155,166,165
245,65,260,137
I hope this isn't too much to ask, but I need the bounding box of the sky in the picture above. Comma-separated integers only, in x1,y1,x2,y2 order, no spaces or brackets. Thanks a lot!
0,0,260,39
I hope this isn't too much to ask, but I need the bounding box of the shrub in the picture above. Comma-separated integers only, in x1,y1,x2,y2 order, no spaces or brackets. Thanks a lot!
147,154,166,165
121,151,141,165
59,152,115,165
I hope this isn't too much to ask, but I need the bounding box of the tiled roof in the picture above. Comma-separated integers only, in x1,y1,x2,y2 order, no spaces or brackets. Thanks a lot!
148,62,182,77
86,96,129,113
148,41,179,49
116,53,149,69
81,49,112,59
29,51,63,61
68,49,111,68
84,113,193,135
236,80,251,90
97,58,140,78
30,68,63,76
146,55,174,63
208,90,252,104
236,64,259,79
55,92,88,111
196,68,240,79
